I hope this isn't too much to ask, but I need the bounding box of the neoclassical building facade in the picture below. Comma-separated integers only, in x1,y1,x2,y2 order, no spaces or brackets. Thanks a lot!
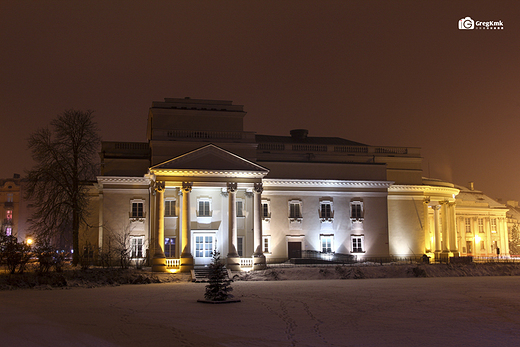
80,97,510,271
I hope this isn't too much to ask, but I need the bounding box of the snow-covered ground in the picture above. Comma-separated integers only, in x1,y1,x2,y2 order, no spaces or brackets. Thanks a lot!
1,274,520,346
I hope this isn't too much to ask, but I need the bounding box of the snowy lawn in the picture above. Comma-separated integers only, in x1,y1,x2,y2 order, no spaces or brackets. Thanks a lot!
1,272,520,346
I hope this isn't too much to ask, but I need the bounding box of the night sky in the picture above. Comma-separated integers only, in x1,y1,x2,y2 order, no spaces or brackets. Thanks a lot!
1,1,520,201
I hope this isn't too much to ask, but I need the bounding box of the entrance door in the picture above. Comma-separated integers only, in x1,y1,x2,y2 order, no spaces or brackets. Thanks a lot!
194,233,216,265
288,242,302,259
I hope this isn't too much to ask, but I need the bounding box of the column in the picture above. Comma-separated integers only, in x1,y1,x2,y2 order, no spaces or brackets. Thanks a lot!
441,201,450,253
180,182,194,272
433,205,441,255
152,182,167,272
423,198,430,253
98,191,104,256
253,183,266,270
226,182,240,270
449,202,459,256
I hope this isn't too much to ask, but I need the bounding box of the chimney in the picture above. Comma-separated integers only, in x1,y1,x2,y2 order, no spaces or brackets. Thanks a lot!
290,129,309,140
468,182,474,191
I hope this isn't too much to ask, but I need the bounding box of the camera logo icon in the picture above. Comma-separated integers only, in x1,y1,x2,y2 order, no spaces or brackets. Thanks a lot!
459,17,474,30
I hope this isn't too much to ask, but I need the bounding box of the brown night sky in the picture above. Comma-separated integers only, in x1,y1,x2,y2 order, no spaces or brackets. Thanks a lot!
1,0,520,200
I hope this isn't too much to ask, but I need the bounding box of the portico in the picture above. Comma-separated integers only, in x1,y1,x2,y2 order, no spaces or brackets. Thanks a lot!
148,144,269,272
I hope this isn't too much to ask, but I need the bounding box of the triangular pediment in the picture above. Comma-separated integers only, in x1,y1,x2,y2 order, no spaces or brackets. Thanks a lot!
149,144,269,178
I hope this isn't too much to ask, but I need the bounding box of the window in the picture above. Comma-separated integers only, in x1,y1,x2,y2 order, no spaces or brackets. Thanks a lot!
5,226,12,236
131,201,144,218
262,200,271,219
320,200,333,220
237,236,244,256
164,200,176,217
320,235,333,253
164,237,176,258
466,241,473,254
478,218,484,233
6,210,12,223
195,235,214,258
289,200,302,219
351,235,364,253
6,193,13,202
237,200,244,217
465,218,471,233
351,201,363,221
491,218,497,233
263,236,271,253
130,236,144,258
198,200,211,217
480,240,486,251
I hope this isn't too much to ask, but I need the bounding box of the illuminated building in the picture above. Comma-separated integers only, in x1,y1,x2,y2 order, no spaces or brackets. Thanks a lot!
0,174,21,238
80,98,511,271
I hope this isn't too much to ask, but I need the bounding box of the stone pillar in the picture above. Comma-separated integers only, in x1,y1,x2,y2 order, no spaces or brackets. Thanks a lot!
423,198,430,253
433,205,441,255
226,182,240,271
253,183,266,270
449,202,459,256
98,191,104,256
152,182,167,272
441,201,450,253
180,182,194,272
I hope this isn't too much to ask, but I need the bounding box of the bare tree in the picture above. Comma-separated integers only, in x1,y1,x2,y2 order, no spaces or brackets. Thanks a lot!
25,109,101,265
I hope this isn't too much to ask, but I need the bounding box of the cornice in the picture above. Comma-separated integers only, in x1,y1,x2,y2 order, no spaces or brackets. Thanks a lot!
389,184,460,196
262,179,393,189
97,176,151,185
150,169,267,178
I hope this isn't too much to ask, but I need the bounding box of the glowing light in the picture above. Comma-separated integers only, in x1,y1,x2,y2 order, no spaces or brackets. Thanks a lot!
475,235,481,244
26,238,34,245
167,269,179,273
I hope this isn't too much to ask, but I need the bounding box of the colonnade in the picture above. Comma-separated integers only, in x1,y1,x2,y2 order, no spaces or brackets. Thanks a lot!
423,199,459,259
152,180,265,272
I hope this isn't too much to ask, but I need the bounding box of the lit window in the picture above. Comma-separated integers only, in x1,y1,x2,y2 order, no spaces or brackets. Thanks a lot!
5,226,12,236
320,235,333,253
164,200,176,217
164,237,176,258
289,200,302,219
263,236,271,253
198,200,211,217
351,235,364,253
491,218,497,233
130,236,144,258
350,201,363,221
195,235,214,258
237,200,244,217
6,210,12,223
465,218,471,233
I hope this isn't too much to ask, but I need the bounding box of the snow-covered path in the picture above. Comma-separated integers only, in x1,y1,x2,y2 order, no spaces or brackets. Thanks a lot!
1,277,520,346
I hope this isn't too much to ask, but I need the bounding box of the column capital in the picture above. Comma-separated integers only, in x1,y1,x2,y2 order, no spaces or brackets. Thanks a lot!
181,182,193,193
254,182,263,194
155,181,165,193
227,182,237,193
423,197,430,205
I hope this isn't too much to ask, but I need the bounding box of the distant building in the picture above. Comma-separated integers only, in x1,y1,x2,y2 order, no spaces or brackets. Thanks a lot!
0,174,21,238
79,98,511,271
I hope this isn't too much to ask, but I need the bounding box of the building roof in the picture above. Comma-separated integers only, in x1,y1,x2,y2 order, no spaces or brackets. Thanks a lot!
255,134,367,146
